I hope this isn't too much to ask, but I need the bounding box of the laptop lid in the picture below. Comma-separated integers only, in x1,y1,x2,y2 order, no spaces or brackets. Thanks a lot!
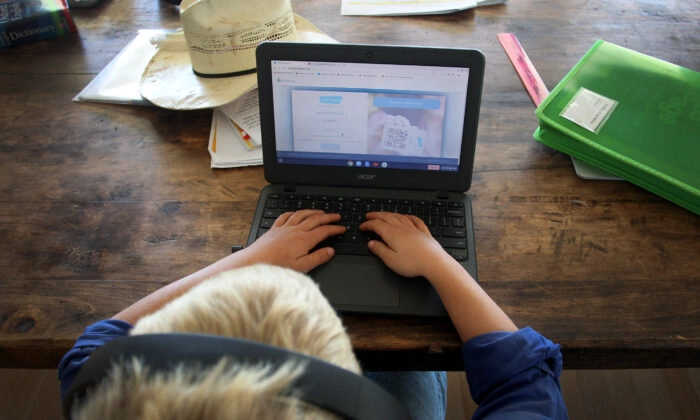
255,42,485,192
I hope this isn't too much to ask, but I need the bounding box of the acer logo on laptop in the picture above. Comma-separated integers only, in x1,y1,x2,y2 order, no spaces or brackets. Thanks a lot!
357,174,376,181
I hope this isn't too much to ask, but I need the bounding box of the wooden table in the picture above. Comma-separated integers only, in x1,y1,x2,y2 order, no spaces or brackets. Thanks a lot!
1,0,698,371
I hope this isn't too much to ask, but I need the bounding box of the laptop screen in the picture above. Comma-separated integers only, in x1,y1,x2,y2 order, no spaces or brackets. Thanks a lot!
269,61,469,172
256,42,484,192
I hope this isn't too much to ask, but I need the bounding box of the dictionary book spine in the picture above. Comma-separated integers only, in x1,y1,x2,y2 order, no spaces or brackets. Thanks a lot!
0,0,77,49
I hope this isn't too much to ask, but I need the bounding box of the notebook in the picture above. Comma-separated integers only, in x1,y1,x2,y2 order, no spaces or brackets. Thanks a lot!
245,42,485,316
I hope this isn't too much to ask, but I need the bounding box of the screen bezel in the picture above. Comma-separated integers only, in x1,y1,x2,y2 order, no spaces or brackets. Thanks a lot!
255,42,484,192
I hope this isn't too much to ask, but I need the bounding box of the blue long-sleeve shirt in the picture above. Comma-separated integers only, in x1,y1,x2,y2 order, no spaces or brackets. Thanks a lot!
58,321,567,419
464,328,567,419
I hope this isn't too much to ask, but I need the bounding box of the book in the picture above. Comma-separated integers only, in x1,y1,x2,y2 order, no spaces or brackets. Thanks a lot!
0,0,76,49
533,40,700,215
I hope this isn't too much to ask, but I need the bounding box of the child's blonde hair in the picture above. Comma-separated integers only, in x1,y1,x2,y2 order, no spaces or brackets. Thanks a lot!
71,264,360,419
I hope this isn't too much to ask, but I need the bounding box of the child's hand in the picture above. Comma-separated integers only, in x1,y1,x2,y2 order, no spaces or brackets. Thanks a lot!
359,212,449,278
240,210,345,273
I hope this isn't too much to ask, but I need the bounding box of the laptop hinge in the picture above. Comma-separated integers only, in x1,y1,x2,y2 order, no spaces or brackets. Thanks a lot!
284,183,296,192
436,189,450,200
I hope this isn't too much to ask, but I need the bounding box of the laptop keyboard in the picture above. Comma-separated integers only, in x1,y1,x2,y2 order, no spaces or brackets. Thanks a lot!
256,193,469,261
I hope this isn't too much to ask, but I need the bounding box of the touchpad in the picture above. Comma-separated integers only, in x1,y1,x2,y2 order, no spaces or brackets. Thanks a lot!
313,261,401,307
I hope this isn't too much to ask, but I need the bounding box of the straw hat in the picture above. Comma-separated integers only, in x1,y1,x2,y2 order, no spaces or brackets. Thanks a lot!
140,0,335,110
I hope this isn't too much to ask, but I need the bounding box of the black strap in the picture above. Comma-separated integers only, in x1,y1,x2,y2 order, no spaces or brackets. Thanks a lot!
192,67,256,78
64,334,410,420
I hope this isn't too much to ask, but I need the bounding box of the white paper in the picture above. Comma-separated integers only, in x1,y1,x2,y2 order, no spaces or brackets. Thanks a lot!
208,110,263,168
571,157,623,181
73,29,178,105
560,87,618,133
341,0,504,16
218,89,262,148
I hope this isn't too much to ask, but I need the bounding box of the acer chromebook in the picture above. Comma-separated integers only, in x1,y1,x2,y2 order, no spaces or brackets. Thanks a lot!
246,42,484,316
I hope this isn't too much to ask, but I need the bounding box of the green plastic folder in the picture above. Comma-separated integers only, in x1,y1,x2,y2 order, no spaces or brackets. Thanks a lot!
533,40,700,215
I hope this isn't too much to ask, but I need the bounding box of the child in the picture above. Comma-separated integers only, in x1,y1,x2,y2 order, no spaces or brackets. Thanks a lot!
59,210,567,419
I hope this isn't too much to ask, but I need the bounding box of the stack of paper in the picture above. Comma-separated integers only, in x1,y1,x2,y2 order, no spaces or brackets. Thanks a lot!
218,89,262,150
208,89,263,168
341,0,506,16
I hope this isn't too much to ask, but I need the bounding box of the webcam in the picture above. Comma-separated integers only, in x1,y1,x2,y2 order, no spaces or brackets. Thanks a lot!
366,51,373,58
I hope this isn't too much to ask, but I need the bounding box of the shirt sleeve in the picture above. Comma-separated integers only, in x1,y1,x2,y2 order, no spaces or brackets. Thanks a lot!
462,327,568,419
57,319,134,401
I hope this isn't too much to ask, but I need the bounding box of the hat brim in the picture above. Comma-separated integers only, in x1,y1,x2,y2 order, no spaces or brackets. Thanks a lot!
139,14,337,110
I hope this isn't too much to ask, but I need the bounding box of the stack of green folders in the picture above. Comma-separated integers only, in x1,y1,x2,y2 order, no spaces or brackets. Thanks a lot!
533,40,700,215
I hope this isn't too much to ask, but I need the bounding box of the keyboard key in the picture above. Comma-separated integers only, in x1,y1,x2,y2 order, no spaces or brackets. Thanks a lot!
263,209,283,218
431,207,444,216
440,237,467,249
448,250,468,261
443,228,466,237
348,232,363,243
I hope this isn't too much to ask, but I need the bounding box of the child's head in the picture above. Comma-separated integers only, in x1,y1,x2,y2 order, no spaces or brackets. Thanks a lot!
70,264,360,419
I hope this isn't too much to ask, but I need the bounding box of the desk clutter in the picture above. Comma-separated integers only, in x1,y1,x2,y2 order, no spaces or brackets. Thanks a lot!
533,40,700,215
73,29,264,169
73,0,336,169
208,91,263,168
69,0,698,214
501,32,699,214
71,0,336,168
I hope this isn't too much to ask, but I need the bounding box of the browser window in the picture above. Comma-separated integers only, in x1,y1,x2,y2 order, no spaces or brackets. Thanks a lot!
270,60,470,172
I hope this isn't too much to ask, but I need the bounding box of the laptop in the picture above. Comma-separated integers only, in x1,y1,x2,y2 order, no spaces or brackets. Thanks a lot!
245,42,485,316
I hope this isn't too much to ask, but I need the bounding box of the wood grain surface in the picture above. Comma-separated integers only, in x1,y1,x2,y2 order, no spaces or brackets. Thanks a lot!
0,0,698,370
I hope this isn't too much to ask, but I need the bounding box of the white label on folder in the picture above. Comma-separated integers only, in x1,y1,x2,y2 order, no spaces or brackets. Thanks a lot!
560,87,618,133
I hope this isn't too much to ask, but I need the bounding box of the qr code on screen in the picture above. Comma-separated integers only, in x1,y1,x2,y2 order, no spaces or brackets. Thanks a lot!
382,126,409,151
